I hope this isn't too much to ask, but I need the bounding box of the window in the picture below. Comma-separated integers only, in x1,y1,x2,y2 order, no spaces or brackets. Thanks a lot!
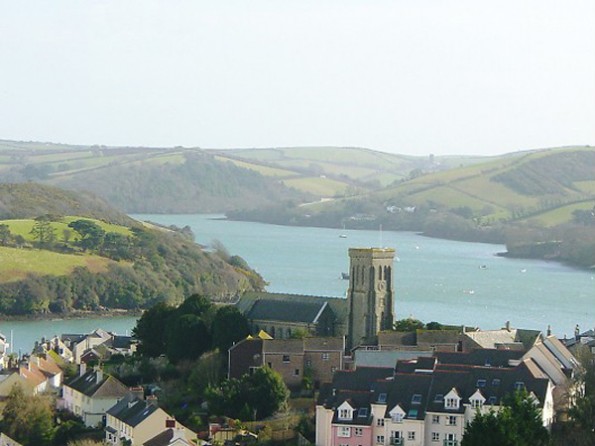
378,393,387,403
282,355,290,363
358,408,369,418
322,353,330,360
432,415,440,424
376,435,384,444
431,432,440,442
514,381,525,391
445,397,459,409
471,399,483,409
377,418,385,427
434,394,444,403
492,378,501,387
407,409,418,419
392,413,403,423
447,415,457,426
354,427,363,436
339,409,351,420
488,396,498,405
306,360,312,367
294,369,300,376
407,431,415,440
411,394,422,404
338,427,351,437
476,379,486,388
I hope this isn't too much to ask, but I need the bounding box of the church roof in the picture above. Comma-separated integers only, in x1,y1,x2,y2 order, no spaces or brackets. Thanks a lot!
245,299,328,324
237,291,348,325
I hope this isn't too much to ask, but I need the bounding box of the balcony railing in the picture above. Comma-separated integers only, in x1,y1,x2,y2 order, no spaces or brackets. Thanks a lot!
390,437,404,445
443,440,458,446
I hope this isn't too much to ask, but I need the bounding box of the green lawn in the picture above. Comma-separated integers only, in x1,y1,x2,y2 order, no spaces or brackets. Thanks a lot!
0,217,131,243
0,246,112,282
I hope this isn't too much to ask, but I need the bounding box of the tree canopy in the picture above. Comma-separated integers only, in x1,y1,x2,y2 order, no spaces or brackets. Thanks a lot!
205,366,289,420
462,390,550,446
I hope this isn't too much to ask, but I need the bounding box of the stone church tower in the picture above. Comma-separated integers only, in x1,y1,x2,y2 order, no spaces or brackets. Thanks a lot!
347,247,395,349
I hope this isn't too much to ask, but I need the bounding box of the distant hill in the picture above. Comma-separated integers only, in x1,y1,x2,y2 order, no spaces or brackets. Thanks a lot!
0,140,490,213
247,146,594,228
227,147,595,268
0,141,308,213
0,184,265,316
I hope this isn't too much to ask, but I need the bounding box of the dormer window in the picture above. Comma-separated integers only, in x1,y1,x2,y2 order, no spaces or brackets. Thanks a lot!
411,394,422,404
378,393,387,403
337,401,354,420
444,389,461,410
492,379,501,387
389,404,405,423
469,390,486,410
445,398,459,409
339,408,351,419
476,379,486,388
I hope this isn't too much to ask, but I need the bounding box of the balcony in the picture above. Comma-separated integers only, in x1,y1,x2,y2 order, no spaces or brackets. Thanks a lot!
443,440,458,446
390,437,404,445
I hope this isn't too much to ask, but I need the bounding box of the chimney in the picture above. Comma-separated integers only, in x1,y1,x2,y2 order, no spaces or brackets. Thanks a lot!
96,368,104,384
547,325,552,336
505,321,511,332
147,395,159,407
128,386,144,400
79,362,87,377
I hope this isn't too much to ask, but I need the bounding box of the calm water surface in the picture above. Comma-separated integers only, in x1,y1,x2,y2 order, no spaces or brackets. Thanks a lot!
1,214,593,353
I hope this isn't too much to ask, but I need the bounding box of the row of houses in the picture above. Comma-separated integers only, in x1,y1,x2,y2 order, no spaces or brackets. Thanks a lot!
314,334,579,446
0,328,198,446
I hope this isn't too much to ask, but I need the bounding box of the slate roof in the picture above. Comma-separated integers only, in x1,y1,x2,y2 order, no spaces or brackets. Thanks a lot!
321,358,551,421
107,395,159,427
304,336,345,351
237,292,348,325
330,391,374,426
436,349,524,368
66,370,128,398
263,339,304,354
143,428,192,446
246,299,328,324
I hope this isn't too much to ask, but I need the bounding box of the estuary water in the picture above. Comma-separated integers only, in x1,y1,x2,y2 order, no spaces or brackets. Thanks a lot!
1,214,593,353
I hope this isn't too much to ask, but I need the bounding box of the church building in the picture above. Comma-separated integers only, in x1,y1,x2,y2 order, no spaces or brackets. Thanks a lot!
235,247,396,351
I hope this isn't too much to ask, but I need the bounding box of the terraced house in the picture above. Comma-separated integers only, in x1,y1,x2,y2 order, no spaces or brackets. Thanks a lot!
315,346,572,446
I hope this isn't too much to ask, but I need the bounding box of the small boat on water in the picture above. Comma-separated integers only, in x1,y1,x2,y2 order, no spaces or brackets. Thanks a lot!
339,234,347,238
341,272,350,280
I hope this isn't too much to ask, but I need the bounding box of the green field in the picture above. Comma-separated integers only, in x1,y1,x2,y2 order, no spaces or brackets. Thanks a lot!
0,217,131,242
0,246,113,282
284,176,349,197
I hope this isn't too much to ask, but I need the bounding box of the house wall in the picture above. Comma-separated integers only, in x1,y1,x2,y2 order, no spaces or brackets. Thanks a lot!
315,405,334,446
385,419,424,446
304,349,342,386
263,351,304,388
331,424,373,446
423,412,465,446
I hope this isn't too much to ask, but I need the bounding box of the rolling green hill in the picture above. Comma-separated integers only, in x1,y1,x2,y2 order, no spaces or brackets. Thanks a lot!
0,140,493,212
294,146,595,226
0,184,265,316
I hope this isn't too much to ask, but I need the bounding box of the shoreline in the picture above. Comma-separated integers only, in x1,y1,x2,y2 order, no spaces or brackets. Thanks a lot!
0,309,142,323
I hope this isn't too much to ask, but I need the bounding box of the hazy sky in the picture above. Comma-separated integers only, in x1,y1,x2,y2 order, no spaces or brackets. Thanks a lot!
0,1,593,156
